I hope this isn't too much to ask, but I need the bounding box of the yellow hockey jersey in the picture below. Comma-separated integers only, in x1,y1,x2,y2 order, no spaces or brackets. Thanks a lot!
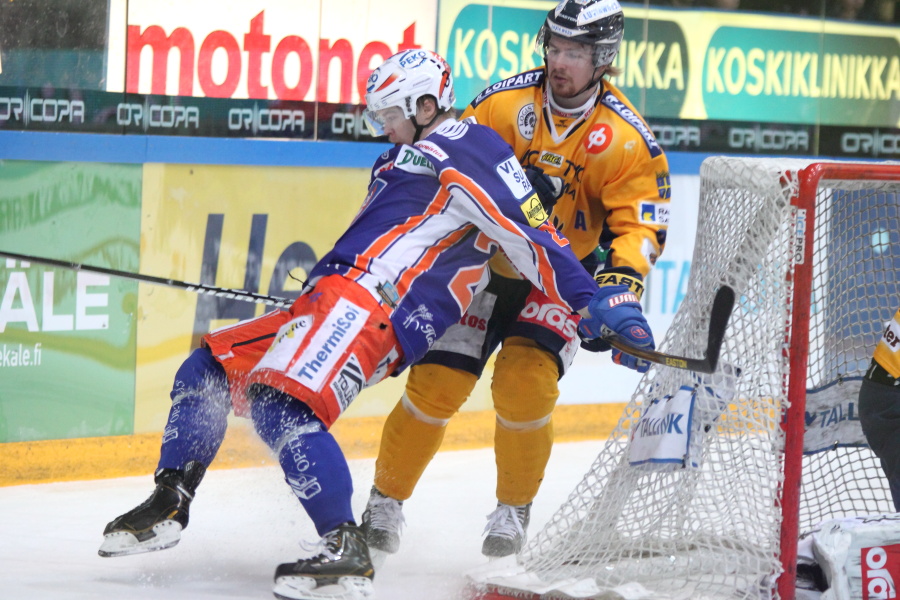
461,67,670,284
873,308,900,378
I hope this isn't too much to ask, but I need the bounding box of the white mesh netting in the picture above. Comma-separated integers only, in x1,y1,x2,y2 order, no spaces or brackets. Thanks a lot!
470,157,900,600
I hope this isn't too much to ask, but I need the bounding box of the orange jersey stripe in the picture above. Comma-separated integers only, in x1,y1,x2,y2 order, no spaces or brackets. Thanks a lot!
392,226,474,299
352,186,454,273
437,167,566,307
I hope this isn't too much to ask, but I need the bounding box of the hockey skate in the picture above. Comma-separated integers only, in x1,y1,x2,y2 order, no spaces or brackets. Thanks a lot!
482,502,531,558
272,523,374,600
98,461,206,557
359,487,404,568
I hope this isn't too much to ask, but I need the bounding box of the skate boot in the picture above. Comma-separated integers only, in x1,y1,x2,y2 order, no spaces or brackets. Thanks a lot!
481,502,531,558
272,523,374,600
98,461,206,557
359,487,405,555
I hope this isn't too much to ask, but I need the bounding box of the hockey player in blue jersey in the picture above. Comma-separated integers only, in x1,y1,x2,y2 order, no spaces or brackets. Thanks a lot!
98,49,654,600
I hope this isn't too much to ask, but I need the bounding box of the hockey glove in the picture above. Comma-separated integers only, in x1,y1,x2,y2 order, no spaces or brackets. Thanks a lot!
579,334,612,353
577,268,646,354
524,165,563,213
578,284,655,373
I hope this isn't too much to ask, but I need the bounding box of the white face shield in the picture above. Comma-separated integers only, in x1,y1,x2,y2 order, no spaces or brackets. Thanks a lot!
363,106,407,138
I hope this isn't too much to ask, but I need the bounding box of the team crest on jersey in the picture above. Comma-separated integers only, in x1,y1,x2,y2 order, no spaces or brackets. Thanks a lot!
517,104,536,140
657,171,672,199
584,124,613,154
640,201,670,225
538,151,564,168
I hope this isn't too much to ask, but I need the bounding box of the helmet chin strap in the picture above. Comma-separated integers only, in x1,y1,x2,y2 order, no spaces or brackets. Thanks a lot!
575,66,604,98
411,111,443,143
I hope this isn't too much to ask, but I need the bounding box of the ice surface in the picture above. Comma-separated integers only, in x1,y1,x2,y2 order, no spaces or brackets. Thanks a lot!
0,440,603,600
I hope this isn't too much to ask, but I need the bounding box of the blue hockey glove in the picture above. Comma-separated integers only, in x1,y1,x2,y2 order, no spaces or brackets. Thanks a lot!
524,165,563,213
578,284,655,372
612,348,652,373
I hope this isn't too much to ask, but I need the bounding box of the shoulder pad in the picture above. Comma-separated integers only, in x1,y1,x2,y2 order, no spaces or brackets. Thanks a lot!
599,90,664,159
370,145,402,176
470,68,544,108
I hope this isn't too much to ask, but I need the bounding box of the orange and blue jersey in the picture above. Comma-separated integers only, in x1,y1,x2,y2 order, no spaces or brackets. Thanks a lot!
307,118,597,368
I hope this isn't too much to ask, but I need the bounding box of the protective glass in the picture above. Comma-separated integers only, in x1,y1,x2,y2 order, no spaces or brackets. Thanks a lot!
364,107,406,137
544,42,596,65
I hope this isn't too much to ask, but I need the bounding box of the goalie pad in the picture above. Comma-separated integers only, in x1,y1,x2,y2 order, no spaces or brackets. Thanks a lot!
810,514,900,600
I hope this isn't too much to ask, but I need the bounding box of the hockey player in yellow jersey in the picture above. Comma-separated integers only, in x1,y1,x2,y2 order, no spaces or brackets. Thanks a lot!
859,308,900,512
361,0,671,560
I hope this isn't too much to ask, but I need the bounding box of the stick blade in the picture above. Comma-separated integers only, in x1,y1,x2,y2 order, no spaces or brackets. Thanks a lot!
703,285,736,373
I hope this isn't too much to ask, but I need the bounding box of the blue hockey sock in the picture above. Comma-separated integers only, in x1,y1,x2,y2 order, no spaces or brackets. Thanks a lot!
251,386,355,536
157,346,231,471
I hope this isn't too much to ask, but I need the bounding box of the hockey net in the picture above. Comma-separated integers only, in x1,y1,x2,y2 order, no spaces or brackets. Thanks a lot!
469,157,900,600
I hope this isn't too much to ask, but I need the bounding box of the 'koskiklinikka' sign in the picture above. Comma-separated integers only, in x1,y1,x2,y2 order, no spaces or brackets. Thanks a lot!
439,1,900,128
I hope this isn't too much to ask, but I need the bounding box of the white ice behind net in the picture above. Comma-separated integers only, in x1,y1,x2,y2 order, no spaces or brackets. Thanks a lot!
473,158,900,600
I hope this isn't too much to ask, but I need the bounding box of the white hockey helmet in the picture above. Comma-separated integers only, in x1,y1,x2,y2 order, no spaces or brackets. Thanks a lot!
364,49,455,137
535,0,625,69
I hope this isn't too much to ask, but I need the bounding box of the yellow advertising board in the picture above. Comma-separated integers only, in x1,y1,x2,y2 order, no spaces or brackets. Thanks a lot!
134,162,499,433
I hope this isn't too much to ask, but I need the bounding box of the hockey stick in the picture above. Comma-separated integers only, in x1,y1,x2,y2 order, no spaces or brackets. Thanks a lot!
602,285,735,374
0,249,295,308
2,248,735,373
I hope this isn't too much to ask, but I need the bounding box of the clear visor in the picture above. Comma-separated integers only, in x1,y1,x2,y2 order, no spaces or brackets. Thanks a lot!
535,24,622,68
363,106,407,137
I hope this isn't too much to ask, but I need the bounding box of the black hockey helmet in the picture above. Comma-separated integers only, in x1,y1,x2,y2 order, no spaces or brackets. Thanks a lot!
535,0,625,69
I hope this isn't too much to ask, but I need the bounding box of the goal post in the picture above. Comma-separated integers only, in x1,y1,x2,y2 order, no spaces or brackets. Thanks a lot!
467,157,900,600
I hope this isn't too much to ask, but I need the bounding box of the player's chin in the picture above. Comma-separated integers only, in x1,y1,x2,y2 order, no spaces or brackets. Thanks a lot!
549,80,574,97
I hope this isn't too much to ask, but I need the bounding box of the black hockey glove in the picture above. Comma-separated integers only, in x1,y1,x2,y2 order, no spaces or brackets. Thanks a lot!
579,333,612,353
524,165,563,213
